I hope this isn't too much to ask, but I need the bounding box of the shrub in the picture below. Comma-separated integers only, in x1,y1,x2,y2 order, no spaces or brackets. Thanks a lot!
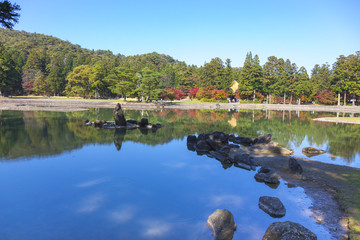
255,92,265,102
189,88,199,99
196,86,216,99
315,90,337,105
162,88,186,100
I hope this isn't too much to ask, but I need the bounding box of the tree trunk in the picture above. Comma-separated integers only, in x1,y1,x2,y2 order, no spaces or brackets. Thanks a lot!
298,98,301,105
290,92,293,104
352,94,355,106
338,93,340,106
95,88,99,99
266,94,269,104
253,89,256,102
284,93,286,104
344,91,347,106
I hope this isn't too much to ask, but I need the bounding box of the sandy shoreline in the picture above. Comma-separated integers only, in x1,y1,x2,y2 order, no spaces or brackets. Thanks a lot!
1,98,360,113
1,98,359,238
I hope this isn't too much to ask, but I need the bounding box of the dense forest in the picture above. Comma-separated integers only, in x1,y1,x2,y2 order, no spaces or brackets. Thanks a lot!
0,29,359,105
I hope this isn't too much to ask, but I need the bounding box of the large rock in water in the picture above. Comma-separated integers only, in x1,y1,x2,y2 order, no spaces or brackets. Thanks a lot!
207,209,236,240
259,196,286,218
252,133,272,145
262,221,317,240
140,118,149,127
302,147,326,157
113,103,127,126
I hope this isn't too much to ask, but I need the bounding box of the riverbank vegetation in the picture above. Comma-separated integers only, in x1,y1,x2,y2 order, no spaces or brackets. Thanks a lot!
0,29,359,105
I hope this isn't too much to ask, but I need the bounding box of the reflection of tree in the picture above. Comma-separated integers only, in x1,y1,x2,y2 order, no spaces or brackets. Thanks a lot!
1,109,360,164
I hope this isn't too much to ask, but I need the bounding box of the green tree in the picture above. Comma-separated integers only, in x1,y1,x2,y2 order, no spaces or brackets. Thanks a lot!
138,67,163,102
263,56,278,103
105,67,136,100
89,61,108,98
0,0,20,29
33,71,50,96
333,52,360,106
223,58,233,90
65,65,91,98
198,57,225,89
293,66,311,104
311,63,333,92
239,53,263,101
0,44,21,96
47,54,66,96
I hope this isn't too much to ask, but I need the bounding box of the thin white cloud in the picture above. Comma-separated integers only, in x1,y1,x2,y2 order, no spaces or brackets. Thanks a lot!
109,205,137,224
75,178,108,188
78,193,105,213
209,194,244,208
141,219,172,238
163,162,186,168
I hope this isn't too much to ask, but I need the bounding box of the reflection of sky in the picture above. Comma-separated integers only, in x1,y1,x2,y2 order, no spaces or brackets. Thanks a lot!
0,140,333,239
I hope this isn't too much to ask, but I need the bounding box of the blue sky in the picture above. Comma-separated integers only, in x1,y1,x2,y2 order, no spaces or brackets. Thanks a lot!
13,0,360,72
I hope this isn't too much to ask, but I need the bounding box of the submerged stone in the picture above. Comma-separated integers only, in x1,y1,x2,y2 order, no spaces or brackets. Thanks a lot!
207,209,236,240
262,221,317,240
259,196,286,218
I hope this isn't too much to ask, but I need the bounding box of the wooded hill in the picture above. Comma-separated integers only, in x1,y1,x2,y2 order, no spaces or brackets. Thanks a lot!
0,28,359,105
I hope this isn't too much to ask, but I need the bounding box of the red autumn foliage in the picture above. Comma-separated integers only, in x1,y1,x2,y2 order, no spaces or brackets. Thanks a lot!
315,90,337,105
162,88,186,100
189,88,199,99
195,86,228,100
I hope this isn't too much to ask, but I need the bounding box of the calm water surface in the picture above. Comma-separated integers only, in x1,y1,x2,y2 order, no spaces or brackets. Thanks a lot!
1,109,359,239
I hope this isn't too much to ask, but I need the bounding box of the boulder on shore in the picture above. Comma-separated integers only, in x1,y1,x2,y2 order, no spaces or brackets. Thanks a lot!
302,147,326,157
289,157,303,174
262,221,317,240
259,196,286,218
207,209,237,240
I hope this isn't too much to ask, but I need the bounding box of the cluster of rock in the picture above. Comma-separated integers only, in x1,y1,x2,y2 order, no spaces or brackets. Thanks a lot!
188,131,317,239
207,208,316,240
187,132,295,172
85,103,162,130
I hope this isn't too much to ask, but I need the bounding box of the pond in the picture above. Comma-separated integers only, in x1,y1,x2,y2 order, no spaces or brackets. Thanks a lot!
0,109,359,239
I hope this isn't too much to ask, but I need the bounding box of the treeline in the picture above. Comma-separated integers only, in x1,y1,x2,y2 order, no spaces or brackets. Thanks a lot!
0,29,359,105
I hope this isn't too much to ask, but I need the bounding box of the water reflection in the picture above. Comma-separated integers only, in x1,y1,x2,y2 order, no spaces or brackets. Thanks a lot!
1,109,360,167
